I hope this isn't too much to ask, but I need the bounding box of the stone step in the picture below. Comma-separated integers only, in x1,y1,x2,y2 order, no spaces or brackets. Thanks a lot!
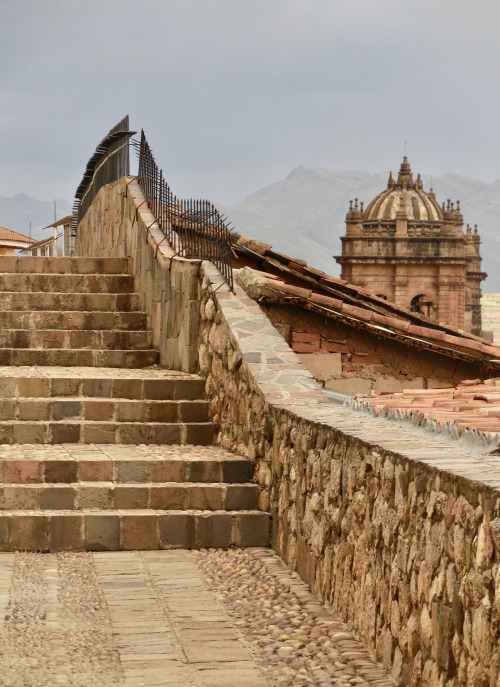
0,398,209,423
0,482,260,511
0,329,153,350
0,273,134,293
0,445,252,484
0,311,147,330
0,256,130,274
0,421,214,445
0,366,205,401
0,292,140,311
0,349,159,367
0,509,270,551
0,369,206,401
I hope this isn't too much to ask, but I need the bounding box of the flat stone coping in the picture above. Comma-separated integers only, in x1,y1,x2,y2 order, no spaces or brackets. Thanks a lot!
0,548,393,686
297,402,500,491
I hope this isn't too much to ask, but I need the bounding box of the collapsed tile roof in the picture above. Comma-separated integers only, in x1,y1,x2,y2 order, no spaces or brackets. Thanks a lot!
232,235,500,371
352,378,500,449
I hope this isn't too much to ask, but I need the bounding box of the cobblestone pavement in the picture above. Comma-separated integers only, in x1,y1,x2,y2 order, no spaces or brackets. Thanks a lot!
0,549,394,687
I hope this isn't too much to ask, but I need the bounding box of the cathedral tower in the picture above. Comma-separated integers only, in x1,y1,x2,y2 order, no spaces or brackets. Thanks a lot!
335,157,486,335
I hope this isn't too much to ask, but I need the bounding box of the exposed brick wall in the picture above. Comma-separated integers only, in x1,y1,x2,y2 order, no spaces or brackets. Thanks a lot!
262,303,484,394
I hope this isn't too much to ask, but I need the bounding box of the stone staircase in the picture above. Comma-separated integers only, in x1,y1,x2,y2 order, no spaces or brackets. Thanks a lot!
0,256,269,550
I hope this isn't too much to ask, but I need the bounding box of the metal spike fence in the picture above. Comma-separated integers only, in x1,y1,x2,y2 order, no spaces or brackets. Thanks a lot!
72,118,234,290
135,130,234,291
71,115,136,237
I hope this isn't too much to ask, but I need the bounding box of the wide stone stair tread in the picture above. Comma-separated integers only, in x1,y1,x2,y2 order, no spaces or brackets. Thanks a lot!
0,366,206,399
0,273,135,293
0,420,215,445
0,329,154,350
0,364,205,392
0,256,130,274
0,349,159,367
0,444,253,483
0,397,210,422
0,481,261,511
0,292,140,311
0,311,148,330
0,508,270,551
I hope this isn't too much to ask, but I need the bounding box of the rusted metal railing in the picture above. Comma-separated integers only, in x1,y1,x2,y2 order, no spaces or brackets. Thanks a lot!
135,130,234,291
72,118,235,291
71,115,136,236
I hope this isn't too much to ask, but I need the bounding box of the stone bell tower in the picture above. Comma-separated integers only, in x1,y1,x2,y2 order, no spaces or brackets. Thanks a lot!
335,157,487,336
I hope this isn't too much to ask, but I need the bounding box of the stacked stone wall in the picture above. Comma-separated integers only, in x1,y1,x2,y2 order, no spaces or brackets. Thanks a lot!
199,265,500,687
75,178,201,372
77,178,500,686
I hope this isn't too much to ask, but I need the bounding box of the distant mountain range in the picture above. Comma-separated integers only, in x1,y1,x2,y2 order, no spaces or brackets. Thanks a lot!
219,166,500,292
2,167,498,291
0,194,72,243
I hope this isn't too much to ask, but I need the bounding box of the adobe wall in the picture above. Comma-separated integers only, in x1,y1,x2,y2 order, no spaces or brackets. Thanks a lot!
260,303,483,395
74,178,201,372
199,264,500,687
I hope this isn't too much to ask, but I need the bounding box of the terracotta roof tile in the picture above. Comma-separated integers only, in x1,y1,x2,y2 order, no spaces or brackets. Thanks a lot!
308,292,343,310
268,281,312,299
355,377,500,445
233,237,500,366
342,303,374,323
481,344,500,357
0,226,34,244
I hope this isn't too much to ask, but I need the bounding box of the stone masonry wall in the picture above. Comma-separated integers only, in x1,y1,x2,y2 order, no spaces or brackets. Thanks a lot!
199,264,500,687
75,178,201,372
78,179,500,686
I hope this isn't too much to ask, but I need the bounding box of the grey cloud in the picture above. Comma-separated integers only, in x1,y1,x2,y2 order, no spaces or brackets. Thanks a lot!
0,0,499,205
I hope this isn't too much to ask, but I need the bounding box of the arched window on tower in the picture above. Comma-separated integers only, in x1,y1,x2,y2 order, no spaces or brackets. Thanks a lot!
410,294,434,317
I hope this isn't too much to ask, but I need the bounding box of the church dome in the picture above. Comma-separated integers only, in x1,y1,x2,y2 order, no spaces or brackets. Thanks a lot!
363,157,443,223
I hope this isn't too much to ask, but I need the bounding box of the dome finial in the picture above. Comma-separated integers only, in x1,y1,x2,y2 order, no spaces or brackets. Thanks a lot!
396,155,413,189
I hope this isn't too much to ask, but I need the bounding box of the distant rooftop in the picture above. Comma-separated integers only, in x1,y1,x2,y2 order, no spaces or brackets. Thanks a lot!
0,226,35,247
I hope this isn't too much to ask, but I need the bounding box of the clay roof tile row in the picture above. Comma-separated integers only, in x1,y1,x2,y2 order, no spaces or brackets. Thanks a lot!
0,226,35,244
233,234,500,364
356,377,500,443
245,268,500,362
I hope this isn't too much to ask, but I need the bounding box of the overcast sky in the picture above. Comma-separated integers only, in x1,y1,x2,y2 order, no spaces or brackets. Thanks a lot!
1,0,499,206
